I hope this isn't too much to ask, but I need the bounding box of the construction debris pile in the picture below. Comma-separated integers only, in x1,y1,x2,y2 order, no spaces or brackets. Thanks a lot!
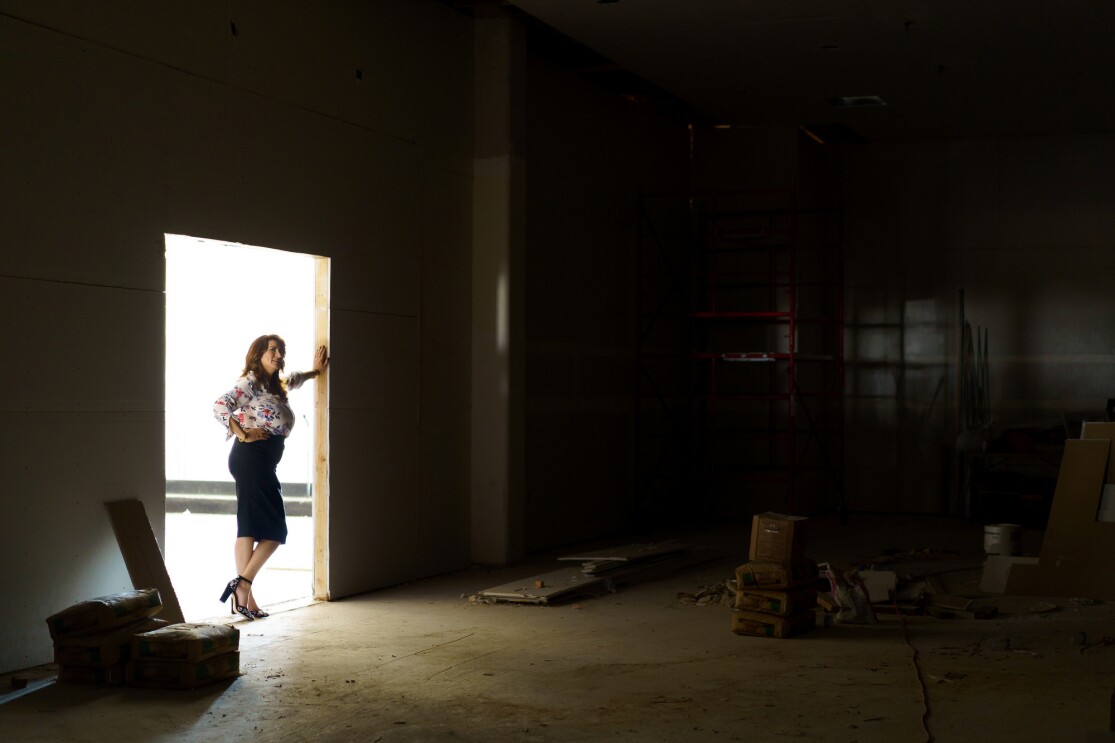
46,589,239,689
731,513,818,638
677,579,736,607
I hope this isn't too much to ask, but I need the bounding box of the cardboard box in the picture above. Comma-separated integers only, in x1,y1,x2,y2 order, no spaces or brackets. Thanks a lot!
126,652,240,690
46,589,163,641
748,513,808,563
54,617,167,666
131,623,239,664
730,609,815,638
735,586,817,615
735,559,818,590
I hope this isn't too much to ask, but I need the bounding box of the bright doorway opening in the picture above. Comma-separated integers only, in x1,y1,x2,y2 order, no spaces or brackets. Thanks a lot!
164,234,329,621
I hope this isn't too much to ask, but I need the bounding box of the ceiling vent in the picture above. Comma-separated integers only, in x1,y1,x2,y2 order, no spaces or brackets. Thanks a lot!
831,95,887,108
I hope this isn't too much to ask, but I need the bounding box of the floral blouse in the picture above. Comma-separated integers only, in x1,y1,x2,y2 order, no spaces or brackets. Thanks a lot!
213,371,314,440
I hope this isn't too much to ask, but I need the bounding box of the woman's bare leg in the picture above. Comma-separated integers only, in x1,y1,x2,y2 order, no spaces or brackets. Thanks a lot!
233,537,280,610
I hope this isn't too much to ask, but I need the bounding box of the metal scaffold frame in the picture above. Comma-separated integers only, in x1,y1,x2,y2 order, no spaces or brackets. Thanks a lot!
635,186,845,518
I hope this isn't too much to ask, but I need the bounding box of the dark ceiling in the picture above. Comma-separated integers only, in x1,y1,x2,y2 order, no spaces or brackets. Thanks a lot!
486,0,1115,143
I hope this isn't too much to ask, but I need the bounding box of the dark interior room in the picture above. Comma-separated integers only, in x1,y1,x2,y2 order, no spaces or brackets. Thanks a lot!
2,1,1114,740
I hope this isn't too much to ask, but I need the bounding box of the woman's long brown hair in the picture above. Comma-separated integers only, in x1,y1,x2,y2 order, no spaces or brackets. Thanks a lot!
241,334,288,401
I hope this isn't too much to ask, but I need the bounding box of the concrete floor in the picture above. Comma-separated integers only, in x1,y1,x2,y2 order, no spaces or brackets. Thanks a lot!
2,515,1114,742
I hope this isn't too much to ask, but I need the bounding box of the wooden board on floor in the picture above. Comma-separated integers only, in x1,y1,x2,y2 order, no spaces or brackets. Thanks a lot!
105,499,185,624
477,569,606,604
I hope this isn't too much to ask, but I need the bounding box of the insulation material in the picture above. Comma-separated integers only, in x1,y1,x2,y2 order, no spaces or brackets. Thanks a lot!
46,589,163,641
126,652,240,690
131,623,240,664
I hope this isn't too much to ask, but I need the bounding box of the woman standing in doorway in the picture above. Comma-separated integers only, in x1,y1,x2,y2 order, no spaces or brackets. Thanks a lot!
213,334,329,620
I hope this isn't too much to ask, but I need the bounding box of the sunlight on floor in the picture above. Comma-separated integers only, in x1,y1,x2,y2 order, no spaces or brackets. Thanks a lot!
165,513,313,622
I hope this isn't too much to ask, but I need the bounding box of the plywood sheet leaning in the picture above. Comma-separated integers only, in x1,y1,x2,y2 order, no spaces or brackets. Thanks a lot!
1006,424,1115,601
105,499,185,624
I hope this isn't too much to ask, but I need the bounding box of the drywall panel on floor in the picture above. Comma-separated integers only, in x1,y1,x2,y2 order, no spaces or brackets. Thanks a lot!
0,410,163,673
327,406,418,599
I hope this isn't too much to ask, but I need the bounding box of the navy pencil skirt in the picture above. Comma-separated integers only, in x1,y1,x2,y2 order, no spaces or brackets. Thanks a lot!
228,435,288,544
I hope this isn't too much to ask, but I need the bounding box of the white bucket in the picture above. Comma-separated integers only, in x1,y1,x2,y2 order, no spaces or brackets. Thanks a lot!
984,523,1021,556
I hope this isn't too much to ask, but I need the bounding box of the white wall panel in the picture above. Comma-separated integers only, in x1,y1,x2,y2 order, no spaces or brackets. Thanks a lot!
0,0,473,673
0,20,167,289
0,410,162,671
330,310,418,411
327,406,418,598
0,278,164,411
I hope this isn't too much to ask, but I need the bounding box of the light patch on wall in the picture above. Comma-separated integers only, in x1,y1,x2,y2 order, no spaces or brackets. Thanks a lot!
497,268,509,353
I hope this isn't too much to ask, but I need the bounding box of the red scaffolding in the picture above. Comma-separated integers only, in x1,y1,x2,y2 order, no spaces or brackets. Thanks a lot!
635,187,844,517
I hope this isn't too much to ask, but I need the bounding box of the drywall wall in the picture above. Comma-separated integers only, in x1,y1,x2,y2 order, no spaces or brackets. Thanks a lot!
0,0,473,672
522,49,689,552
471,16,527,565
842,134,1115,512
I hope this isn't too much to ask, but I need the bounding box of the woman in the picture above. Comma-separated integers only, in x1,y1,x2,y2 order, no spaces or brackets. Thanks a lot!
213,334,329,620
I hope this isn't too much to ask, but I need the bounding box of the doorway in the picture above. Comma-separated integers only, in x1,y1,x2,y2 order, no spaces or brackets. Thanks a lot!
164,234,329,621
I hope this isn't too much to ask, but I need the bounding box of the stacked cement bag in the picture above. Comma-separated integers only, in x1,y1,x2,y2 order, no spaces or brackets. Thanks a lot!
47,589,166,685
731,513,818,638
127,623,240,689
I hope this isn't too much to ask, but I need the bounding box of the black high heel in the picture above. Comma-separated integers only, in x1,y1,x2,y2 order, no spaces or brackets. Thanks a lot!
219,575,255,621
